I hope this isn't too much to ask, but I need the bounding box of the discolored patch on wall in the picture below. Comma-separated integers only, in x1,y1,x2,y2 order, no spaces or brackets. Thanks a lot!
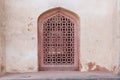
87,62,96,71
92,65,110,72
28,17,33,27
31,37,35,40
87,62,111,72
28,22,33,28
11,69,18,72
111,66,117,72
27,28,32,32
28,67,34,71
27,17,34,32
28,17,33,20
1,65,4,72
96,40,99,42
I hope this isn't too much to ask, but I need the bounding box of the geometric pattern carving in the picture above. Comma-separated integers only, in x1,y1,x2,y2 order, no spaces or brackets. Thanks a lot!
43,13,74,65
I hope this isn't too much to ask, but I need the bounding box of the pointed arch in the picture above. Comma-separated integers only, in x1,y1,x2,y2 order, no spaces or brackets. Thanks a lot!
38,7,80,23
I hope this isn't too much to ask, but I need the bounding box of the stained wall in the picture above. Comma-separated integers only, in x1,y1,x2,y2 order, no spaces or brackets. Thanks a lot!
4,0,119,73
0,0,5,75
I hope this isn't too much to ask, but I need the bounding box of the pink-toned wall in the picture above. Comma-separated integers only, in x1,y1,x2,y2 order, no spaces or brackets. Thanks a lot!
0,0,119,73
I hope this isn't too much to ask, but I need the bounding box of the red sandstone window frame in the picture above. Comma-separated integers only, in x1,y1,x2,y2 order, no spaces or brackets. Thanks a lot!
38,7,81,71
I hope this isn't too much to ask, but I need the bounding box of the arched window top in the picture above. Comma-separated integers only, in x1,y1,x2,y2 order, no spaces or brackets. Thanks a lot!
38,7,80,23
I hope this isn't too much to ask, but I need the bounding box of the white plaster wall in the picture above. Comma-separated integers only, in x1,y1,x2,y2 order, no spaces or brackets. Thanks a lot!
118,0,120,74
0,0,5,75
5,0,119,73
0,25,3,75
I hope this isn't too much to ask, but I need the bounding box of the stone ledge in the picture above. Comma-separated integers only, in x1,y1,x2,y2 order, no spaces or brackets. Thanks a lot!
0,72,120,80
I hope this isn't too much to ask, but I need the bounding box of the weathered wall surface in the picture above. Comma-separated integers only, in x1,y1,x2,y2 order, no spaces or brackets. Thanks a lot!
5,0,119,73
0,0,5,75
118,0,120,75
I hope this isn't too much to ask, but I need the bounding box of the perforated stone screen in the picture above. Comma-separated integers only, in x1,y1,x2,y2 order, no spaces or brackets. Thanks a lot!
38,8,80,71
43,13,74,65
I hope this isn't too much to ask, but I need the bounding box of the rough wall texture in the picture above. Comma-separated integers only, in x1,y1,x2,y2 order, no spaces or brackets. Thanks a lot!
5,0,119,73
0,0,5,75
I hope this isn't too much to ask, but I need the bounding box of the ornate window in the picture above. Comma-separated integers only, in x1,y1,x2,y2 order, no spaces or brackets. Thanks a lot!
38,7,80,71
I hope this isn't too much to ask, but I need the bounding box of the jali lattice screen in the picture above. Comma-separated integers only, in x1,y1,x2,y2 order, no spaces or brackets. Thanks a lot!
38,7,80,71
